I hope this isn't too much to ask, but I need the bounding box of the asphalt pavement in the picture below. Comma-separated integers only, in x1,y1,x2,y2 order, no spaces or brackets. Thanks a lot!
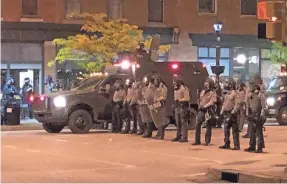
2,125,287,183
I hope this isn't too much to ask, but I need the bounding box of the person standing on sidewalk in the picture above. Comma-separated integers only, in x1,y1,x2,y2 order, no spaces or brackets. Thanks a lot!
172,75,190,142
219,78,241,150
192,78,217,146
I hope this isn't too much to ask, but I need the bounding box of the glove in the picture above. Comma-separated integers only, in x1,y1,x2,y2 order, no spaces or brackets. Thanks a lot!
199,106,205,111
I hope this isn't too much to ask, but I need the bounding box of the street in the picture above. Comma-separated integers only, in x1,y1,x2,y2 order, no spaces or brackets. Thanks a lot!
2,124,287,183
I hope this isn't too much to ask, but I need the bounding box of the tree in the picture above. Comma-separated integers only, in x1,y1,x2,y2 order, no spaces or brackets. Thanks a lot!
49,13,171,72
269,42,287,64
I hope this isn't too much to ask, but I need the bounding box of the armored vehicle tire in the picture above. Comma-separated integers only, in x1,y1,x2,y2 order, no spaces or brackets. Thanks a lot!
277,107,287,126
188,108,197,130
68,109,93,133
42,123,65,133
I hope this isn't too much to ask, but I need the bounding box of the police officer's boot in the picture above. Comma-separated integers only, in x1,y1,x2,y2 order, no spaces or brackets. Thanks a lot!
130,121,137,134
244,147,256,152
137,123,146,135
154,126,165,140
142,122,152,138
219,144,231,149
121,120,130,134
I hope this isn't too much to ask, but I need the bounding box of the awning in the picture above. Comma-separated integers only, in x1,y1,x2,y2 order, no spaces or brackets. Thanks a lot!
189,33,272,48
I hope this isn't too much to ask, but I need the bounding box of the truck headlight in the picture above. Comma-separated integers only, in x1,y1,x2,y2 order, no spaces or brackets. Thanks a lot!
53,96,66,108
266,97,275,106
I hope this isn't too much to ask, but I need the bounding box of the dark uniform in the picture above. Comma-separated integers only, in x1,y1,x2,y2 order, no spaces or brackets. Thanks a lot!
21,78,33,119
134,81,145,135
122,79,138,134
140,74,155,138
2,77,19,124
219,78,241,150
147,74,169,140
192,78,217,146
245,79,266,153
237,82,247,132
172,76,190,142
111,81,126,133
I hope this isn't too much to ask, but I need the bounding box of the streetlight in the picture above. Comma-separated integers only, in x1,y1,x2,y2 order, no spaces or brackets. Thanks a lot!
211,21,225,82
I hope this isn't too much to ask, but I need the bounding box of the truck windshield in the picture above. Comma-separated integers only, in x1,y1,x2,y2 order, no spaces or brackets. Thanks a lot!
73,77,103,90
267,77,287,91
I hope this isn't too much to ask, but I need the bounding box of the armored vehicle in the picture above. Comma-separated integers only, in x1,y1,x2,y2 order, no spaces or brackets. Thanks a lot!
32,61,208,133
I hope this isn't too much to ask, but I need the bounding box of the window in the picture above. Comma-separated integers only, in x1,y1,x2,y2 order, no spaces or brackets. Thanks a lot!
22,0,38,16
66,0,81,15
107,0,123,19
198,47,230,76
241,0,257,15
198,0,215,14
261,49,271,59
148,0,163,22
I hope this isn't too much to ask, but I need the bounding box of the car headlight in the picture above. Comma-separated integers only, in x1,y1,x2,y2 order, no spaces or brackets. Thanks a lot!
266,97,275,106
53,96,66,108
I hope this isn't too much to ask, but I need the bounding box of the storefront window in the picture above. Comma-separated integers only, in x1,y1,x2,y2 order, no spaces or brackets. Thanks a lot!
198,47,230,76
232,47,259,82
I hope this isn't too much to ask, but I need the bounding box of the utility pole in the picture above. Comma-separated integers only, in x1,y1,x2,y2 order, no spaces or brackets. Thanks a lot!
282,0,286,45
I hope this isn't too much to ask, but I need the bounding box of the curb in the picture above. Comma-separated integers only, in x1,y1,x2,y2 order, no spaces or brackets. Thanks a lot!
1,124,44,131
207,167,286,183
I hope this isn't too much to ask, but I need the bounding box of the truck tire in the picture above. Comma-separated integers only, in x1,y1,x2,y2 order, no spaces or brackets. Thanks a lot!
188,108,197,130
277,107,287,126
42,123,64,133
68,109,93,133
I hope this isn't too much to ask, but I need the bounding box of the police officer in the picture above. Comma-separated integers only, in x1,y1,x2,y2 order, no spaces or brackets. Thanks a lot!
140,74,154,138
133,81,145,135
172,75,190,142
21,77,33,119
242,75,264,138
245,76,266,153
122,78,138,134
219,78,241,150
2,77,18,124
237,82,247,132
147,74,169,140
192,78,217,146
111,80,126,133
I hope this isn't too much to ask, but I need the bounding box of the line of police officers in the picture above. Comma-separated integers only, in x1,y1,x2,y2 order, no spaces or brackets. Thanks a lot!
110,73,267,153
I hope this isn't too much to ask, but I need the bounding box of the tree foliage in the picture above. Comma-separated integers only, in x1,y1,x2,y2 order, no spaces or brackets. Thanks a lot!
269,42,287,64
49,13,171,72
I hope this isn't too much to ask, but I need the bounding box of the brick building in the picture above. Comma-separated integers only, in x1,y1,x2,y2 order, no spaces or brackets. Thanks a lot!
1,0,277,94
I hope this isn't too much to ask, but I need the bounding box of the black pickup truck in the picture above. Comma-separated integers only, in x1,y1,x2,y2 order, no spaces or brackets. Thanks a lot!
32,61,208,133
265,75,287,125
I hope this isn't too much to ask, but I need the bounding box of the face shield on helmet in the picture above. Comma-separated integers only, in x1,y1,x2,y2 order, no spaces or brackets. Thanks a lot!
125,79,133,87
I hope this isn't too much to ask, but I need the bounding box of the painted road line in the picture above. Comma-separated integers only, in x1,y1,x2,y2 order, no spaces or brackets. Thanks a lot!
141,151,223,164
4,145,16,149
25,149,41,153
180,173,206,177
55,139,68,142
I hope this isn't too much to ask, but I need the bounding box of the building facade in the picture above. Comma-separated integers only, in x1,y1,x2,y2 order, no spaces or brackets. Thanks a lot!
1,0,278,94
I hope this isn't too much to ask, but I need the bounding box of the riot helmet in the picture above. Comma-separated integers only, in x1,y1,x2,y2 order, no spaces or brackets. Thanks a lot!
223,78,236,91
204,77,215,90
5,76,14,86
236,81,246,91
114,80,123,91
125,78,134,88
24,77,30,85
143,73,153,86
152,74,163,88
173,74,183,90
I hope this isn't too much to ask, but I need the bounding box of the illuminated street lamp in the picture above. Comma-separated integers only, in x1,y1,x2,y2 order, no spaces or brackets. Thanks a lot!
213,21,223,41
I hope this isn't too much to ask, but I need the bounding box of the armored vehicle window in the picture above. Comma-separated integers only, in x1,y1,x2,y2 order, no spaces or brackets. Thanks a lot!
75,77,103,90
267,77,287,91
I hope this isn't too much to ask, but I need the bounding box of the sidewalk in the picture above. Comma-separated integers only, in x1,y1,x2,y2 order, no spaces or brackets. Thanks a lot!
1,119,43,131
